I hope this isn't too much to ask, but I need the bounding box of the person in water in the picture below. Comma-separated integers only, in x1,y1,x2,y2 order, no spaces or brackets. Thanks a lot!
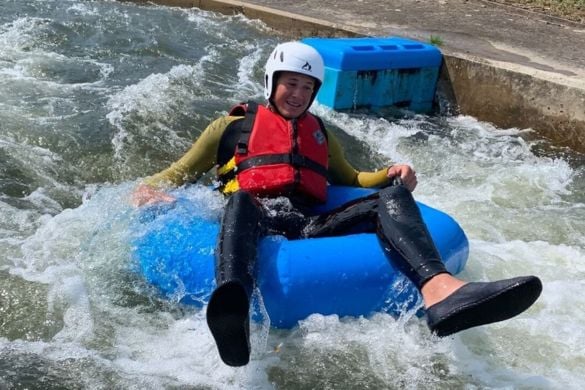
133,41,542,367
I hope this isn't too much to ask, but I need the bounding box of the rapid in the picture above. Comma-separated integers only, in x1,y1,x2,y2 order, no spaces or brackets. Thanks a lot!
1,1,584,388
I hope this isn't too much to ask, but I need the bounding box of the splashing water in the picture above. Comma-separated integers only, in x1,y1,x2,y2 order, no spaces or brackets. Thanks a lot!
1,0,584,389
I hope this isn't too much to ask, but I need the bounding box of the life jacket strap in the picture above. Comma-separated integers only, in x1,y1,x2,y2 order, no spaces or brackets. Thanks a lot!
237,153,328,178
235,101,258,155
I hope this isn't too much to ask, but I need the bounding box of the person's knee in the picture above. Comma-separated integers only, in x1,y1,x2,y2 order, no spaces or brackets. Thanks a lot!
379,184,409,200
223,191,263,232
226,190,256,210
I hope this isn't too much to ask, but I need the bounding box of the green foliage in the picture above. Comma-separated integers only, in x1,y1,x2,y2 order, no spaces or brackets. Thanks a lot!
429,35,444,47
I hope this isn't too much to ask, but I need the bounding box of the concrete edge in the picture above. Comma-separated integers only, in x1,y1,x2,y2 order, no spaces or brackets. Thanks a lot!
130,0,585,153
440,55,585,151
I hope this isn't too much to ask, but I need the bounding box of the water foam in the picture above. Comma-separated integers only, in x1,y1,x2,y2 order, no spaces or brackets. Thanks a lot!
2,1,584,387
106,63,208,164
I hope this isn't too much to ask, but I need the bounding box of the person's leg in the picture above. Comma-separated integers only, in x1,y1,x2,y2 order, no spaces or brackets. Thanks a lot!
300,192,379,238
301,190,468,311
376,183,542,336
207,191,263,367
300,189,468,303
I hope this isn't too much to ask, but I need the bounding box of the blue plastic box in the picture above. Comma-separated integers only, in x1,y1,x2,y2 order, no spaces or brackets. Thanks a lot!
302,37,443,112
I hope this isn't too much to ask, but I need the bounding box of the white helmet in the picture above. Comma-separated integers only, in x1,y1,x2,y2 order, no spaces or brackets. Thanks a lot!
264,41,325,103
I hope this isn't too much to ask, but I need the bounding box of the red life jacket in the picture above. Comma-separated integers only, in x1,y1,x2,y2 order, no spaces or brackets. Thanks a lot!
218,102,329,203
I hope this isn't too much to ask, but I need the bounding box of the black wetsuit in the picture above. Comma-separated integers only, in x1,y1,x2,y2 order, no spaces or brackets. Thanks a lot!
217,184,447,297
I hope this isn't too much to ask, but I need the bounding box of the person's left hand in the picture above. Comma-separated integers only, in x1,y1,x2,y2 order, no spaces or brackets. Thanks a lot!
387,164,417,192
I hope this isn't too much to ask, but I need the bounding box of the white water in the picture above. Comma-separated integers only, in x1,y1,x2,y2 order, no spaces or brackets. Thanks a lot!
1,1,584,389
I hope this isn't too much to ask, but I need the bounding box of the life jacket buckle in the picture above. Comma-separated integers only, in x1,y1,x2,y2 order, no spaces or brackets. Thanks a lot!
236,142,248,154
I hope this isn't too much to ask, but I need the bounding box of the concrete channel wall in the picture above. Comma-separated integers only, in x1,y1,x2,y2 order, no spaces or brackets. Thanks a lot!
127,0,585,154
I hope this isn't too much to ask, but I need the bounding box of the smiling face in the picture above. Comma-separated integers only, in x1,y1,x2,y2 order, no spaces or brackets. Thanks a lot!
272,71,316,119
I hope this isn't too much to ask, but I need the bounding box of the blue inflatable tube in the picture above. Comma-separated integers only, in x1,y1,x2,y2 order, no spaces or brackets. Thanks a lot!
133,186,468,328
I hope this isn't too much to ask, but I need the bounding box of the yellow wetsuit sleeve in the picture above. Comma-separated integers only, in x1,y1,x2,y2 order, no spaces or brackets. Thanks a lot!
142,116,390,189
327,130,391,188
142,116,240,188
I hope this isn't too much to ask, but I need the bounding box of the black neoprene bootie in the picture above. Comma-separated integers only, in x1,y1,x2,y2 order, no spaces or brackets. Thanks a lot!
207,191,262,367
376,183,448,288
207,281,251,366
426,275,542,337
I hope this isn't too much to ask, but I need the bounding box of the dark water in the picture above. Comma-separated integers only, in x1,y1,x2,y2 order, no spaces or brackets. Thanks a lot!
1,1,584,389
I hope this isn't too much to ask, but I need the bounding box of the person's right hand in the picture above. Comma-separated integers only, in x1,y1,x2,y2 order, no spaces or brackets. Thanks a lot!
131,183,176,207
